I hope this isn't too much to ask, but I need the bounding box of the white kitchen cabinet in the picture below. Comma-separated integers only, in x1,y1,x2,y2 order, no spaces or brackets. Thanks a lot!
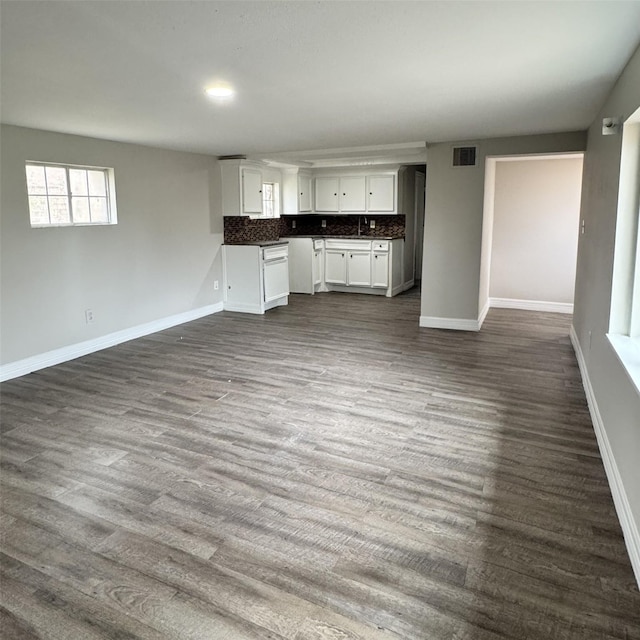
223,243,289,314
367,174,395,212
339,176,366,212
242,168,263,214
315,177,340,212
312,170,398,214
324,248,347,284
372,251,390,287
220,159,265,216
288,237,314,293
347,250,372,286
313,240,323,286
298,173,313,212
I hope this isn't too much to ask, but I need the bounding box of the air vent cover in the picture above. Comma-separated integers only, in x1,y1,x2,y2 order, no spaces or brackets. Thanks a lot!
452,146,477,167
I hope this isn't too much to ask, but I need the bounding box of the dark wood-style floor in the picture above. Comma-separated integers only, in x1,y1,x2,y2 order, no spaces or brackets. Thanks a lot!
1,288,639,640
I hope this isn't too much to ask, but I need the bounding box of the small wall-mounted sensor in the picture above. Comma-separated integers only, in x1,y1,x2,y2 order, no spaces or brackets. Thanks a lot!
321,219,327,228
602,117,621,136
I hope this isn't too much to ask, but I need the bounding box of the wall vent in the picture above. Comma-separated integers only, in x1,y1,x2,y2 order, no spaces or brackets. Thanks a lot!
452,146,477,167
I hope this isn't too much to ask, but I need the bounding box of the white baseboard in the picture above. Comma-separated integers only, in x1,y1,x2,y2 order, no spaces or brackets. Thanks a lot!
419,315,481,331
490,297,573,314
0,303,223,382
478,299,490,329
570,326,640,588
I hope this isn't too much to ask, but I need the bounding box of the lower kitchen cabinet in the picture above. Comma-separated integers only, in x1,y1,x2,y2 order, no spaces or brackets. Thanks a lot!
282,236,409,298
313,243,323,286
223,243,289,314
372,250,390,288
347,250,372,286
324,249,347,284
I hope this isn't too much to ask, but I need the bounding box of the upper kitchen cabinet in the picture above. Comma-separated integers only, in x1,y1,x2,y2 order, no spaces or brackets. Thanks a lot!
314,176,340,212
298,172,313,212
282,168,312,215
311,168,401,214
367,174,395,212
220,158,282,217
339,176,366,212
241,167,263,214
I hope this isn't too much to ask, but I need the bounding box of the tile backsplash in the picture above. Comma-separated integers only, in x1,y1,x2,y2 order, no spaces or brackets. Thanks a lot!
224,214,406,244
223,216,281,244
279,214,405,238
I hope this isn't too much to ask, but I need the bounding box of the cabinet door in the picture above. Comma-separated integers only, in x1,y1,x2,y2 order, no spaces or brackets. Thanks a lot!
372,251,389,287
313,249,322,285
324,249,347,284
367,174,395,212
347,251,372,286
298,174,312,212
315,177,339,212
340,176,366,212
242,168,263,214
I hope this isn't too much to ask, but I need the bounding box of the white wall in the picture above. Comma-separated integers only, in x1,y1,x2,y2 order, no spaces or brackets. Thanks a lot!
572,44,640,583
0,125,224,371
489,156,583,305
421,131,586,329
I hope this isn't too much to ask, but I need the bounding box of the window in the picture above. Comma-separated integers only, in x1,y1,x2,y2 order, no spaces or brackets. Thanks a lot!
262,182,279,218
25,162,117,227
608,106,640,392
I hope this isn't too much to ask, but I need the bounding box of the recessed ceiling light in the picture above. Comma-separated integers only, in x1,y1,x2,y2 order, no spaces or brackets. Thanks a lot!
205,85,234,98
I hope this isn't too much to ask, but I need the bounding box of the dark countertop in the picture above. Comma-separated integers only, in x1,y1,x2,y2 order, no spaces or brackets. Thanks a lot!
224,239,289,247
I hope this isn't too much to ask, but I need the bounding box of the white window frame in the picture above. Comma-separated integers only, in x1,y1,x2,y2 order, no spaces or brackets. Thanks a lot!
608,107,640,393
261,181,279,218
25,161,117,228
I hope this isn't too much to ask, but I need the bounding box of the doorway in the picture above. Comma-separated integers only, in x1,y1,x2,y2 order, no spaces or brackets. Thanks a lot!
479,154,584,322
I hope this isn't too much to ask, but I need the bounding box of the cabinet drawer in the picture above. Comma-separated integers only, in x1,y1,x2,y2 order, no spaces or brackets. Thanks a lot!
372,240,389,252
263,245,288,260
324,239,372,251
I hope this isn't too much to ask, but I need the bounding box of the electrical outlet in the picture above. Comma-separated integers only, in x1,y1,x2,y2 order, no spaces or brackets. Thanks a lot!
370,219,376,229
214,280,219,290
321,219,327,228
85,309,94,324
292,220,296,229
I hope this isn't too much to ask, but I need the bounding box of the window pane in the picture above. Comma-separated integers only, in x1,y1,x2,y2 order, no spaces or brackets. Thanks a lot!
69,169,88,196
49,196,71,224
87,170,107,196
28,196,49,225
89,197,109,222
264,201,274,217
26,165,47,194
72,197,91,223
263,183,273,199
45,166,68,195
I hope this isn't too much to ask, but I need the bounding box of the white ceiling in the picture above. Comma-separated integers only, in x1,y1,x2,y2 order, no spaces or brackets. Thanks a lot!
1,1,640,162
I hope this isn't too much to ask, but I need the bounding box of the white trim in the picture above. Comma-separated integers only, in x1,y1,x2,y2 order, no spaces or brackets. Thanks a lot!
478,299,490,329
419,315,481,331
490,297,573,314
607,334,640,396
570,326,640,588
0,303,223,382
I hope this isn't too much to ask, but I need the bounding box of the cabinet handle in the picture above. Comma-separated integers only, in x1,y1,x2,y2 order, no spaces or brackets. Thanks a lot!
375,255,378,259
342,253,344,257
369,192,373,195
